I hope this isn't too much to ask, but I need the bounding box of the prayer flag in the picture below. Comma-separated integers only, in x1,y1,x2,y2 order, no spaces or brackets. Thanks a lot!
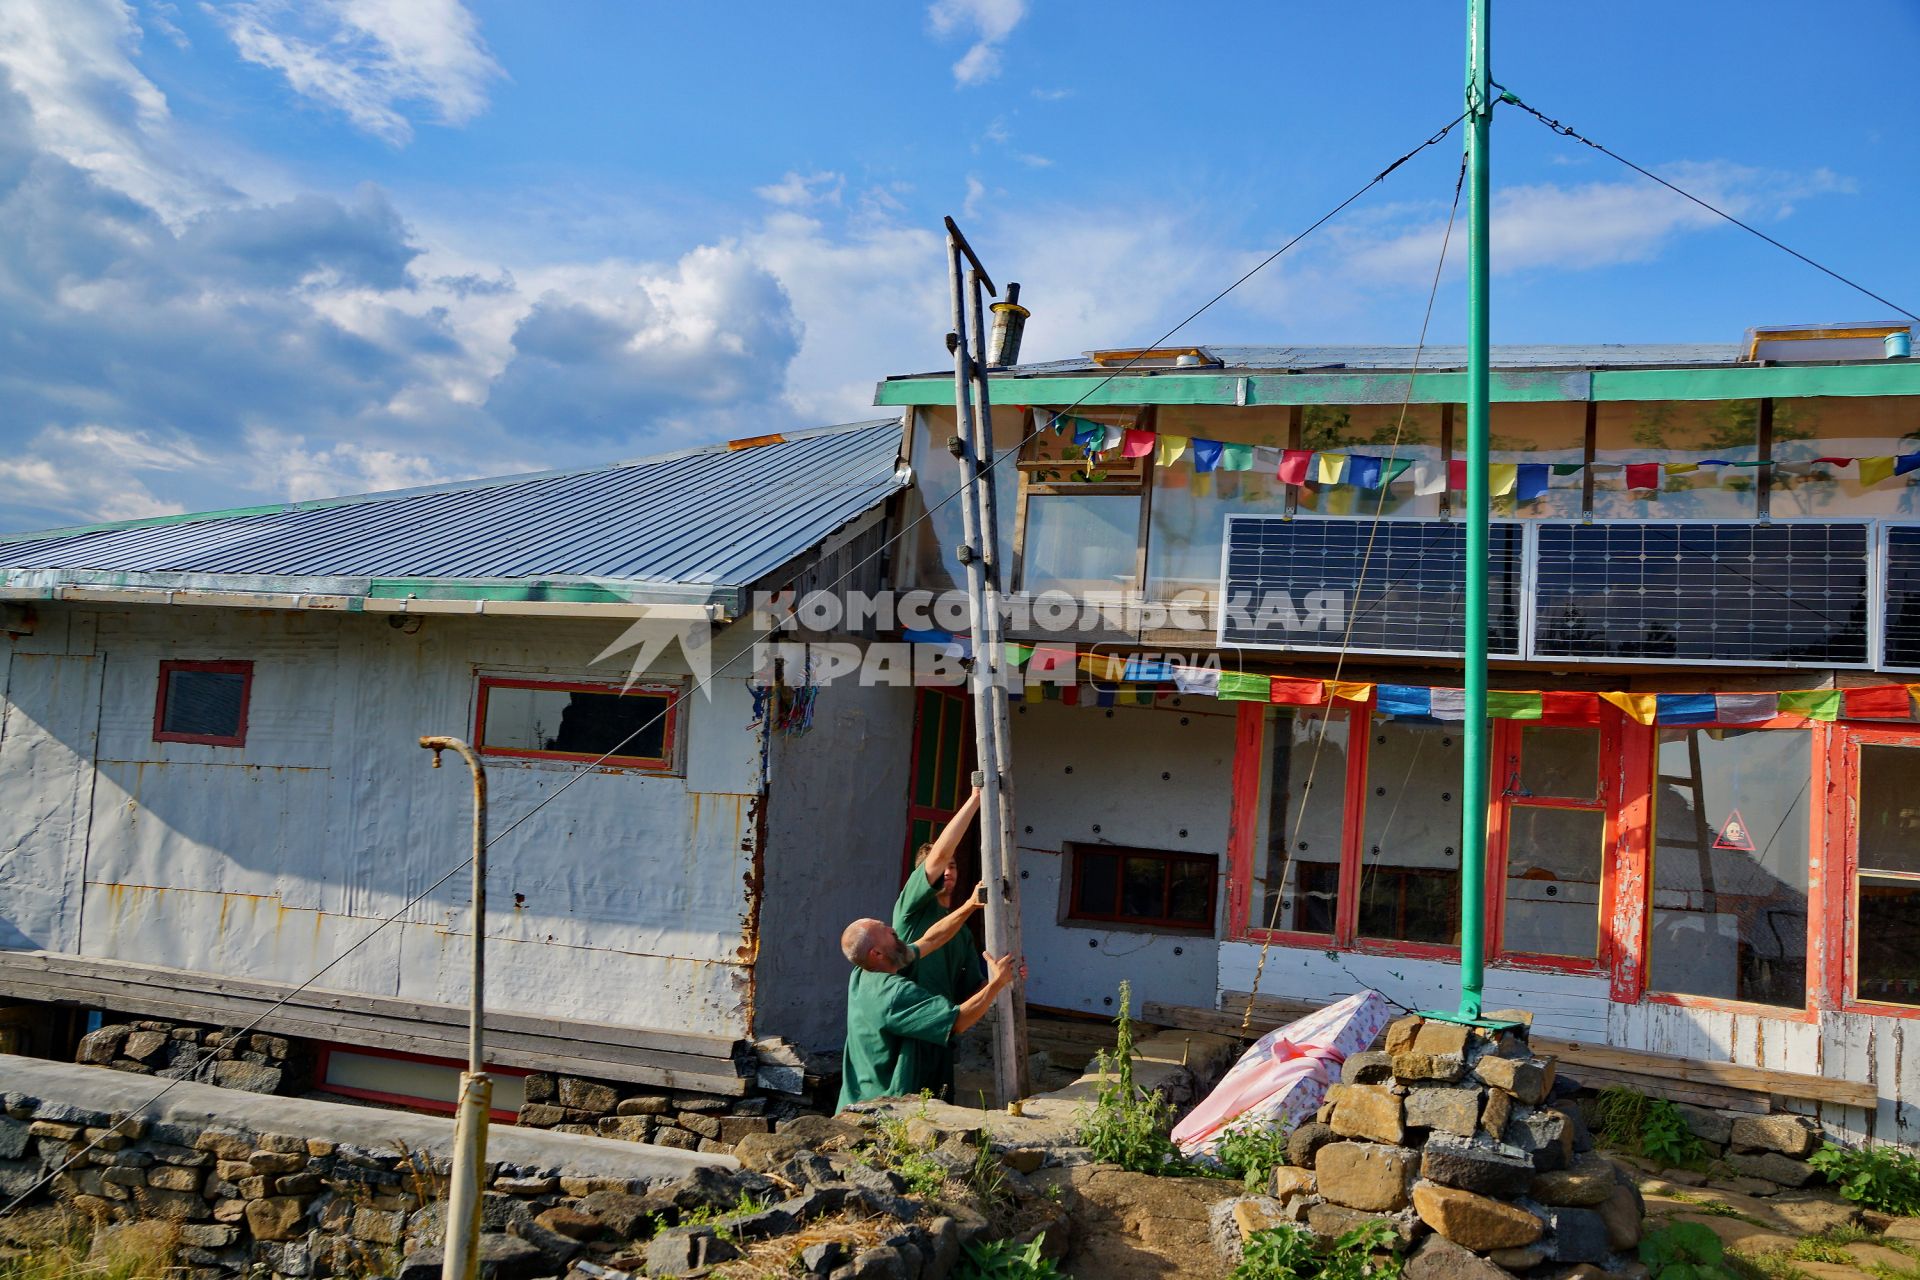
1023,684,1044,703
1550,463,1584,487
1269,677,1326,706
1123,656,1177,683
1073,422,1102,451
1060,685,1079,706
1102,425,1127,453
1220,443,1255,472
1486,690,1542,720
1844,685,1912,719
1655,693,1718,724
1377,686,1431,717
1489,463,1518,498
1278,450,1313,485
1093,686,1116,708
1813,456,1855,469
1412,462,1447,495
1005,643,1035,667
1713,692,1777,723
1898,454,1920,477
1859,456,1896,486
1079,652,1127,681
1778,689,1842,722
1253,445,1283,476
1625,463,1661,491
1539,691,1602,726
1664,462,1700,476
1173,666,1221,696
1601,692,1657,725
1217,672,1273,702
1428,688,1466,719
1121,428,1156,459
1516,464,1550,503
1383,458,1414,485
1317,453,1348,486
1194,439,1225,473
1447,459,1467,491
1347,455,1383,489
1028,646,1077,680
1328,681,1375,705
1158,434,1189,466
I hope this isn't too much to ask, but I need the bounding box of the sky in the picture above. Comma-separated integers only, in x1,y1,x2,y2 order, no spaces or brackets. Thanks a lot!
0,0,1915,533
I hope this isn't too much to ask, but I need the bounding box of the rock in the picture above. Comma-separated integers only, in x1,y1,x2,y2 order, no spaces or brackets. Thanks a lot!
1480,1088,1512,1141
1412,1181,1545,1251
130,1184,208,1221
246,1196,311,1241
1885,1217,1920,1245
276,1171,322,1195
493,1176,558,1196
1342,1051,1397,1085
1270,1167,1317,1201
76,1025,131,1064
144,1165,200,1193
576,1189,672,1239
1759,1191,1857,1235
1001,1148,1046,1175
0,1118,27,1162
210,1060,282,1093
1305,1202,1424,1248
120,1030,167,1062
1412,1021,1471,1059
1849,1243,1920,1271
595,1116,653,1143
1530,1152,1615,1207
249,1150,305,1175
1385,1016,1425,1056
516,1103,565,1128
850,1245,908,1280
558,1078,619,1113
1726,1151,1816,1187
1393,1051,1467,1083
1407,1088,1482,1138
177,1223,238,1248
1547,1207,1611,1263
1232,1197,1294,1240
1330,1086,1405,1145
654,1127,698,1151
926,1217,960,1280
617,1094,671,1116
1505,1108,1572,1171
720,1205,798,1241
535,1207,603,1242
1474,1056,1553,1105
802,1241,847,1274
776,1113,867,1148
1421,1132,1538,1199
1316,1142,1419,1212
1664,1213,1797,1256
354,1206,409,1245
719,1116,773,1144
673,1164,776,1212
646,1226,738,1277
1730,1114,1820,1158
1288,1121,1338,1170
1674,1104,1734,1147
733,1130,812,1171
511,1216,583,1268
398,1233,550,1280
1599,1183,1642,1250
1490,1244,1552,1270
1405,1234,1513,1280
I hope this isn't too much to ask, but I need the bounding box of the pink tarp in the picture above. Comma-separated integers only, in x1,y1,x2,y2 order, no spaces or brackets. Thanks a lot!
1171,990,1393,1156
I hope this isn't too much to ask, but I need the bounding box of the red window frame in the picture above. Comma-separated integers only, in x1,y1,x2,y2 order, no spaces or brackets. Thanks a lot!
473,676,682,773
1066,843,1218,932
152,659,253,748
312,1043,526,1123
1831,724,1920,1021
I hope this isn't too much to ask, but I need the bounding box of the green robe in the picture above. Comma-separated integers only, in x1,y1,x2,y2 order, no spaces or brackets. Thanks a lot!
891,871,985,1099
836,968,957,1113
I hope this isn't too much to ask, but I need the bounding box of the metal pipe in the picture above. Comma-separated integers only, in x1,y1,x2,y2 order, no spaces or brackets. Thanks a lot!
966,265,1032,1105
421,735,489,1280
1457,0,1493,1022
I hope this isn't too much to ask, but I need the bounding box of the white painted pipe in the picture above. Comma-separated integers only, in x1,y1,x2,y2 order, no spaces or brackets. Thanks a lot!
441,1071,492,1280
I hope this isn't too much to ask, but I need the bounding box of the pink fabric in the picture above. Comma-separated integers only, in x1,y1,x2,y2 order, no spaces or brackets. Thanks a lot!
1172,991,1392,1156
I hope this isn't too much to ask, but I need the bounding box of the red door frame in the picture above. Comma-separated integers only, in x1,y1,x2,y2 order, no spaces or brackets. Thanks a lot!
902,687,976,880
1829,723,1920,1021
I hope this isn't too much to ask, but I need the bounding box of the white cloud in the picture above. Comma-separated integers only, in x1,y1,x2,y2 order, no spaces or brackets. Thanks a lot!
0,424,208,524
213,0,502,144
1030,87,1072,102
928,0,1027,87
962,174,988,220
755,170,845,209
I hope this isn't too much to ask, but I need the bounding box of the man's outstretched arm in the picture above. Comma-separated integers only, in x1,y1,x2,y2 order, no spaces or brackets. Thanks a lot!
912,884,982,960
953,952,1023,1035
922,786,981,887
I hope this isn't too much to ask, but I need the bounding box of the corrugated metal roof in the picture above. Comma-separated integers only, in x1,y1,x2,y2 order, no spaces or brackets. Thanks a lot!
887,342,1745,379
0,419,907,608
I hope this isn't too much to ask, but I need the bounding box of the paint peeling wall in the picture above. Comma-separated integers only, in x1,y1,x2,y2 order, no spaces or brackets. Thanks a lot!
756,678,915,1052
0,603,772,1042
1009,696,1233,1017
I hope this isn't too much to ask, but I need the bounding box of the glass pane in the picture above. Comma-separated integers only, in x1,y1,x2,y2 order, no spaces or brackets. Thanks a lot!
1168,859,1214,925
1020,494,1141,595
481,685,669,763
1858,875,1920,1007
1771,398,1920,519
1489,402,1586,520
912,693,942,807
1517,726,1599,800
932,693,965,812
1591,401,1762,520
1649,728,1810,1008
1859,744,1920,875
1076,852,1118,916
1358,721,1462,945
1295,404,1446,520
1257,709,1348,936
1121,856,1165,919
161,669,246,738
904,408,1018,592
1503,806,1604,958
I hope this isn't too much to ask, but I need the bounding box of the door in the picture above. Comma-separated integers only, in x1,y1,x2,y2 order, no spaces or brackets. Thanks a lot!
903,686,979,890
0,654,102,952
1840,727,1920,1012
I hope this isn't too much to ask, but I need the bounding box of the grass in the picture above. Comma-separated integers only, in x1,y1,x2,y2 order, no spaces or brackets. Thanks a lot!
1656,1189,1772,1230
1726,1251,1812,1280
0,1220,179,1280
861,1105,952,1201
1792,1225,1879,1264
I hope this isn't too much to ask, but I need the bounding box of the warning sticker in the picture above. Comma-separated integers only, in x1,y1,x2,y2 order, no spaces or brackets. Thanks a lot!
1714,809,1756,852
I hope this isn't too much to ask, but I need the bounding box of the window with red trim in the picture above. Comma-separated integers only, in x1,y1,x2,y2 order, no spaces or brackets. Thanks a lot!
1067,844,1216,931
1495,724,1608,964
1850,740,1920,1009
153,660,252,747
475,676,682,773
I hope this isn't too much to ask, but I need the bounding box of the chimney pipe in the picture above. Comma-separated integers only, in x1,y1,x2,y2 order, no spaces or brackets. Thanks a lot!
988,283,1029,368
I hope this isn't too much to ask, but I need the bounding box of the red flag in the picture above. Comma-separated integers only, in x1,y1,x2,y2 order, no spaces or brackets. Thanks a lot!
1538,691,1603,725
1625,463,1661,490
1447,459,1467,491
1269,677,1326,706
1278,449,1312,485
1121,428,1156,459
1844,685,1912,719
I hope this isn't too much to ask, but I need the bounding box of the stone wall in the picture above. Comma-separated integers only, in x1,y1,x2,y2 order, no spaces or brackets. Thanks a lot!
74,1020,305,1096
513,1071,799,1156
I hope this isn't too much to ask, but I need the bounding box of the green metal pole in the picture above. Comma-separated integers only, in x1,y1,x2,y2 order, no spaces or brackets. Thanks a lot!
1458,0,1492,1022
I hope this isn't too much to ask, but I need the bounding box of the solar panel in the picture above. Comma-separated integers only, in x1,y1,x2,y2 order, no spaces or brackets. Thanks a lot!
1884,525,1920,672
1533,522,1872,667
1219,517,1523,657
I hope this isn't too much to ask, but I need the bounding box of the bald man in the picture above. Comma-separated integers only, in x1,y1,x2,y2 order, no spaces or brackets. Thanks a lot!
893,787,987,1099
836,894,1020,1113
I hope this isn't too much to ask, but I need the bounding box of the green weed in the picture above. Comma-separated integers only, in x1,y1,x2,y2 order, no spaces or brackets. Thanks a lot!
1079,982,1186,1175
1810,1142,1920,1216
1215,1119,1293,1192
1593,1087,1708,1168
1640,1221,1742,1280
955,1234,1061,1280
1233,1220,1402,1280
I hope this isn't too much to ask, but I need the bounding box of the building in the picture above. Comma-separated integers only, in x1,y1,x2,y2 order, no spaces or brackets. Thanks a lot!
0,420,916,1111
876,327,1920,1143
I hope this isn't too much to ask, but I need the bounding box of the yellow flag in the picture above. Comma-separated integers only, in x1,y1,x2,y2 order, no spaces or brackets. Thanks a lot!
1664,462,1700,476
1158,434,1189,467
1078,653,1126,680
1317,453,1347,485
1859,456,1896,486
1600,692,1657,725
1328,681,1375,702
1489,463,1518,497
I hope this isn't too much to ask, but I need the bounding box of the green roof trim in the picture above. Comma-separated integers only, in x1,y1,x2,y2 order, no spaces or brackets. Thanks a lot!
872,359,1920,409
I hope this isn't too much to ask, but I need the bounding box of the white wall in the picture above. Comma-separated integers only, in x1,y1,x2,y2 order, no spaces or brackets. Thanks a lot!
0,604,769,1041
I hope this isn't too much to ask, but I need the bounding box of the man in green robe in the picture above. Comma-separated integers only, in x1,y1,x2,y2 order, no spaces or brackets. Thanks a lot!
836,899,1019,1113
892,787,987,1098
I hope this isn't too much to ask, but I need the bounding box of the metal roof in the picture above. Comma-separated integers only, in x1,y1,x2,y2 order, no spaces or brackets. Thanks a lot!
887,343,1745,380
0,419,907,613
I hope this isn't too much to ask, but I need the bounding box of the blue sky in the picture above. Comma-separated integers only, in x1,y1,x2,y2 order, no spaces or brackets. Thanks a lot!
0,0,1914,531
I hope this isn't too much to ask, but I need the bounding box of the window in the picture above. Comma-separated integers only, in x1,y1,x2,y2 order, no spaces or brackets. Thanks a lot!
153,660,252,747
475,677,681,772
1253,707,1348,936
1648,727,1811,1009
1357,721,1463,947
1016,410,1146,597
1853,742,1920,1008
1067,844,1216,931
1498,726,1606,962
315,1044,525,1122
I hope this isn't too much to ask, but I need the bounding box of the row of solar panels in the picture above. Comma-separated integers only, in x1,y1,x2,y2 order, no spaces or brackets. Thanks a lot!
1217,516,1920,671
